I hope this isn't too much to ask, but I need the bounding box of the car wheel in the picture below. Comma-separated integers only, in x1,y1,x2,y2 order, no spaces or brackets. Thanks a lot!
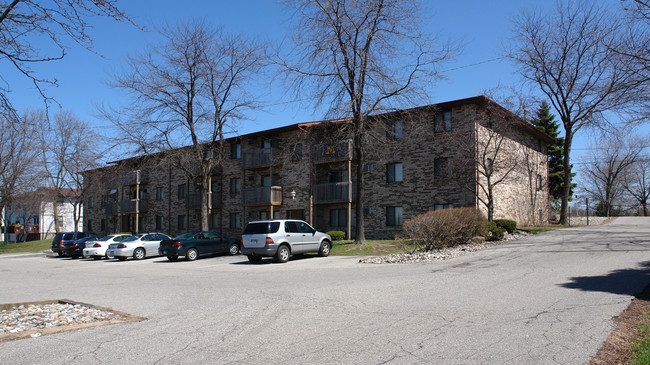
275,245,290,263
318,241,331,257
71,255,78,259
247,255,262,264
186,248,198,261
93,256,101,260
105,252,114,259
117,256,127,261
56,252,64,257
167,255,178,261
228,243,239,255
133,248,145,260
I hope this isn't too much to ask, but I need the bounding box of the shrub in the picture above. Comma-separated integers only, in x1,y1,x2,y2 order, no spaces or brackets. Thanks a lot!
326,231,346,241
400,208,488,251
493,219,517,234
486,222,506,241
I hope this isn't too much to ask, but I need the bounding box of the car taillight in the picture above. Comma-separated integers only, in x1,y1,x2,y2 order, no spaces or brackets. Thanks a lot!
265,237,274,245
172,242,181,248
117,244,127,248
70,244,77,248
93,243,101,247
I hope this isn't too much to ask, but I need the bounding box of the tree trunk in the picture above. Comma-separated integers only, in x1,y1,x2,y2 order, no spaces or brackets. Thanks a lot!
200,174,210,231
353,135,365,244
559,130,574,225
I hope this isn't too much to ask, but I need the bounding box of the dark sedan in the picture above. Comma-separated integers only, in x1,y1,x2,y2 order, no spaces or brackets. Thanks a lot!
159,232,240,261
63,236,97,259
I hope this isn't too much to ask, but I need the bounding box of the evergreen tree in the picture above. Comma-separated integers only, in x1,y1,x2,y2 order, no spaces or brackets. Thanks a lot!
530,101,576,206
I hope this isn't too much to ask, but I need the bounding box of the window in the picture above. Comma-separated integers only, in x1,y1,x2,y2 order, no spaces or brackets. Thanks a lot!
230,178,241,194
291,143,303,162
88,220,93,232
285,221,299,233
156,187,164,201
229,213,241,229
435,110,452,132
387,120,403,139
209,213,219,229
155,215,164,231
231,142,241,159
434,157,449,179
330,208,346,227
386,162,403,183
101,219,106,231
177,215,186,230
434,204,454,211
329,171,346,183
88,197,94,208
262,174,279,187
537,174,543,191
287,209,304,220
386,206,403,226
177,183,187,199
260,211,271,220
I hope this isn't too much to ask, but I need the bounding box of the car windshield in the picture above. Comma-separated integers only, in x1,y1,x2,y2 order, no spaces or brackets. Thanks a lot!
173,232,195,240
243,222,280,234
96,236,115,241
122,234,143,242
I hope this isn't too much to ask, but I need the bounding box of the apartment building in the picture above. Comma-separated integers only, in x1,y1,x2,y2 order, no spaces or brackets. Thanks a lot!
82,96,554,240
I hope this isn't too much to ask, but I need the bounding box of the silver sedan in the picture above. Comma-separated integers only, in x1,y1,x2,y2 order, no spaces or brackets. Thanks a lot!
106,233,171,260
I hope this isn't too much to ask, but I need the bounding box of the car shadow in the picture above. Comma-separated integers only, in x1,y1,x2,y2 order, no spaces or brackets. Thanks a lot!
229,253,320,265
151,252,236,263
559,261,650,296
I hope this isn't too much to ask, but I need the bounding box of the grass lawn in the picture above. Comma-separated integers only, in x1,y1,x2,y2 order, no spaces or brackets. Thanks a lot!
519,225,565,235
331,240,404,256
0,240,51,254
631,313,650,365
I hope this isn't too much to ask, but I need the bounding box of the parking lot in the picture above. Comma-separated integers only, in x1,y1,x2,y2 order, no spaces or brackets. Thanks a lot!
1,217,650,364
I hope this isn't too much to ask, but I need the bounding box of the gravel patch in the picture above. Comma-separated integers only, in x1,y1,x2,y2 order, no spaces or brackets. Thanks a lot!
359,231,530,264
0,303,121,335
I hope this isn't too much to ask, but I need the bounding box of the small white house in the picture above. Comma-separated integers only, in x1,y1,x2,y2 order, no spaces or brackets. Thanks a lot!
2,188,83,241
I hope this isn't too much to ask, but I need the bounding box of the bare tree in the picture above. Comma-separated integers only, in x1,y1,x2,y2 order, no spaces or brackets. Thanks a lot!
507,1,637,224
281,0,457,243
579,130,646,217
0,0,134,112
10,189,43,242
104,22,266,231
623,154,650,215
38,110,99,232
0,110,41,242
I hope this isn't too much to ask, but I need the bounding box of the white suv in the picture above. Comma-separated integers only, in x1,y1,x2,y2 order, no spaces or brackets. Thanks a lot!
241,220,332,263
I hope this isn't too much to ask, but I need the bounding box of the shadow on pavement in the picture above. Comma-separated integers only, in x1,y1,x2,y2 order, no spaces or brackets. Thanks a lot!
560,261,650,296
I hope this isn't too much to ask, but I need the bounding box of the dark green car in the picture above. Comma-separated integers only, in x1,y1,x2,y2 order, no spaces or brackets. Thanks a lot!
158,232,241,261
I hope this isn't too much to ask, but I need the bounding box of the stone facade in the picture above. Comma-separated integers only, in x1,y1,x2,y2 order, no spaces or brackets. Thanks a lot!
82,96,553,240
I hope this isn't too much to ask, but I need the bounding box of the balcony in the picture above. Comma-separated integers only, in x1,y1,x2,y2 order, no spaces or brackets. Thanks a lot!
120,170,149,185
311,140,353,164
313,182,353,204
119,199,148,214
243,148,279,169
186,192,221,210
243,186,283,206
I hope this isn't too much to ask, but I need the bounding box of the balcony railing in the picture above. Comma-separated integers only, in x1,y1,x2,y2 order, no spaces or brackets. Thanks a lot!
313,182,353,204
243,186,282,206
119,199,148,214
120,170,149,185
311,140,353,164
186,192,221,210
243,148,278,169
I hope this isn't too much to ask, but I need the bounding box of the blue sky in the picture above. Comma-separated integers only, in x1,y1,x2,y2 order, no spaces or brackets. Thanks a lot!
4,0,646,163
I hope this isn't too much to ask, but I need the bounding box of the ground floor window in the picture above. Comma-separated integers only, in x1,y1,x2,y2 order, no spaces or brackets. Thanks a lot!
209,213,219,229
229,213,241,229
287,209,304,220
155,215,164,231
386,206,403,226
177,215,186,231
87,220,93,232
434,204,454,211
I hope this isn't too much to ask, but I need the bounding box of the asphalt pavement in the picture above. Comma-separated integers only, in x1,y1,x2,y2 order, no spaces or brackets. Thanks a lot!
1,217,649,364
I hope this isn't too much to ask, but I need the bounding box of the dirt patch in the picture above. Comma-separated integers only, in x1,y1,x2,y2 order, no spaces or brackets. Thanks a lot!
590,284,650,364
